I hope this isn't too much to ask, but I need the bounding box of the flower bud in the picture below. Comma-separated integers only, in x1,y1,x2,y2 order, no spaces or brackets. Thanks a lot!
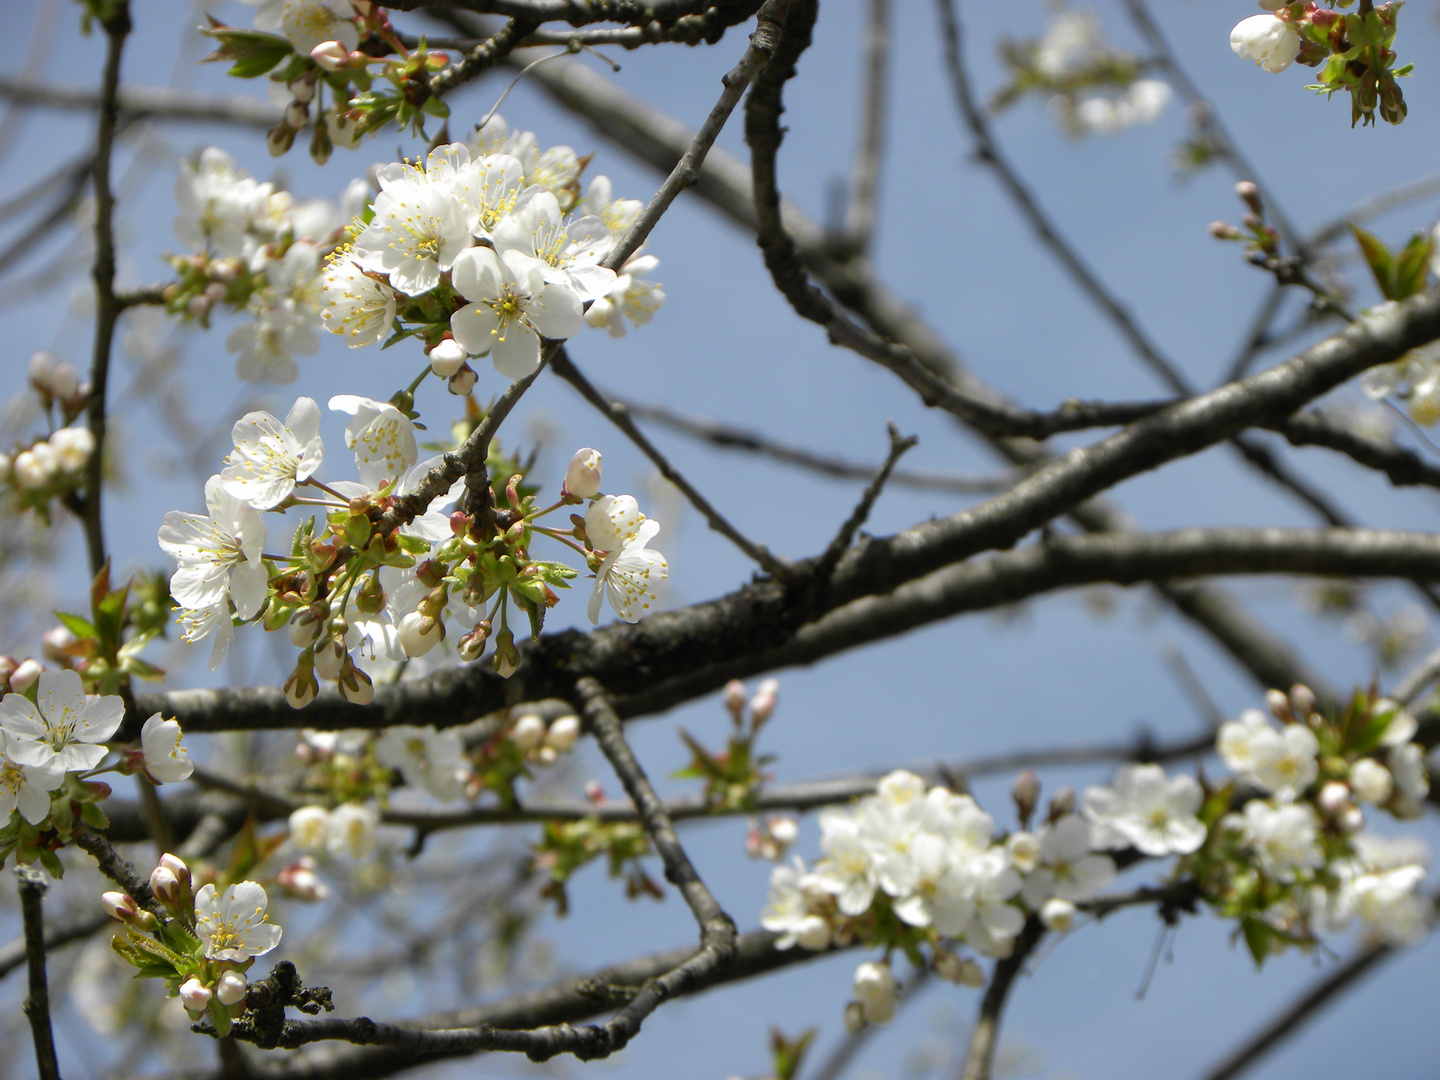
852,960,899,1025
41,626,76,662
1264,688,1292,723
291,77,316,104
1288,683,1316,720
1318,780,1352,815
767,815,798,852
101,891,138,924
456,622,489,662
337,660,374,705
448,364,478,396
284,659,319,710
10,658,43,692
398,611,442,658
510,713,546,752
843,1000,866,1034
277,856,330,900
267,122,297,157
428,338,467,377
314,637,346,681
149,866,181,907
1041,897,1078,934
562,448,603,500
749,678,779,725
1047,786,1076,820
545,715,581,753
284,100,309,129
493,629,519,678
1350,759,1393,805
215,970,249,1007
1234,180,1262,212
1012,768,1040,826
723,679,746,719
311,40,349,71
180,977,213,1017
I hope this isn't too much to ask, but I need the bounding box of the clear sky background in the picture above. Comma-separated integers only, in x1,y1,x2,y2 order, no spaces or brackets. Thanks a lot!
1,2,1440,1078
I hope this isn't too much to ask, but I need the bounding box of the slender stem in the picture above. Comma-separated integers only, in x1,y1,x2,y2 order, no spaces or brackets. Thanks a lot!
81,1,132,577
17,867,61,1080
843,0,889,256
603,0,790,272
550,346,788,576
959,918,1045,1080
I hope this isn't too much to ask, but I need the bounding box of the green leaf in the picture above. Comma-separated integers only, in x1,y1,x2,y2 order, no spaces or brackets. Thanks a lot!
1351,225,1398,299
229,51,289,79
1240,917,1272,967
1392,232,1432,299
421,96,450,119
53,611,96,640
37,847,64,879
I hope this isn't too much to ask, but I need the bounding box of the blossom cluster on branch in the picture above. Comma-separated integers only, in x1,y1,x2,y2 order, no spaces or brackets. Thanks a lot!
763,682,1432,1029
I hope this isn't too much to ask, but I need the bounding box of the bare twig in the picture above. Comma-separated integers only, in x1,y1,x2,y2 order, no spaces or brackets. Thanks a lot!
621,399,1020,492
959,917,1045,1080
550,347,789,575
603,0,790,272
0,76,279,127
842,0,889,256
17,868,61,1080
81,2,133,576
1195,942,1396,1080
813,422,915,579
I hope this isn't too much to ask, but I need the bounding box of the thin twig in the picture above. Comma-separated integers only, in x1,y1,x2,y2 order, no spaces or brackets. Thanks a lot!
842,0,888,256
550,347,789,576
813,422,915,579
17,868,61,1080
959,917,1044,1080
81,2,133,577
1195,942,1395,1080
603,0,790,272
622,398,1020,492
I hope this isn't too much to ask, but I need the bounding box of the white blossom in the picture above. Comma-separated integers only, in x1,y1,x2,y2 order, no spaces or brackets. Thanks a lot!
1240,800,1324,883
0,744,63,824
450,247,583,378
351,173,471,297
221,396,324,508
491,191,617,302
327,801,378,858
321,255,397,347
1230,13,1301,73
159,475,268,619
194,880,283,961
328,395,418,490
374,726,469,801
1083,763,1206,857
0,669,124,773
140,713,194,783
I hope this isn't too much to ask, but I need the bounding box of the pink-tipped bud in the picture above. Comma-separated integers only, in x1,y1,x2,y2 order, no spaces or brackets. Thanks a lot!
277,856,330,901
149,866,181,906
1235,181,1261,214
101,891,138,924
562,448,603,501
1208,220,1241,240
584,779,606,804
158,852,191,889
723,680,746,719
41,626,76,662
428,338,467,377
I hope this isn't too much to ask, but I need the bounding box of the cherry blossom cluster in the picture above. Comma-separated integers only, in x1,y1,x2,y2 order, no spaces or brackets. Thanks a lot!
158,400,668,702
761,768,1117,1026
993,8,1170,137
165,146,361,382
274,711,583,891
0,668,192,871
321,117,663,387
1230,2,1410,126
0,352,95,520
104,853,282,1036
207,2,454,161
765,683,1433,1027
1204,685,1432,953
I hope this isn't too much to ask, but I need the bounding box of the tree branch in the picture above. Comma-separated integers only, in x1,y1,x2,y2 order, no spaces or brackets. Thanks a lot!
17,868,60,1080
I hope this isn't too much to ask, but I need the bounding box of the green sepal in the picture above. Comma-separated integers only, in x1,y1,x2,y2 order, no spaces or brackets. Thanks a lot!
421,96,450,119
36,847,63,879
209,998,233,1037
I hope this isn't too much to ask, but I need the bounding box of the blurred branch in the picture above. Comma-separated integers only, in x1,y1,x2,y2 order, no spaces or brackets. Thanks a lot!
17,868,60,1080
0,77,279,127
841,0,889,257
80,1,133,576
959,917,1044,1080
1269,411,1440,491
1196,941,1396,1080
551,346,789,575
495,40,1332,698
621,398,1021,492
